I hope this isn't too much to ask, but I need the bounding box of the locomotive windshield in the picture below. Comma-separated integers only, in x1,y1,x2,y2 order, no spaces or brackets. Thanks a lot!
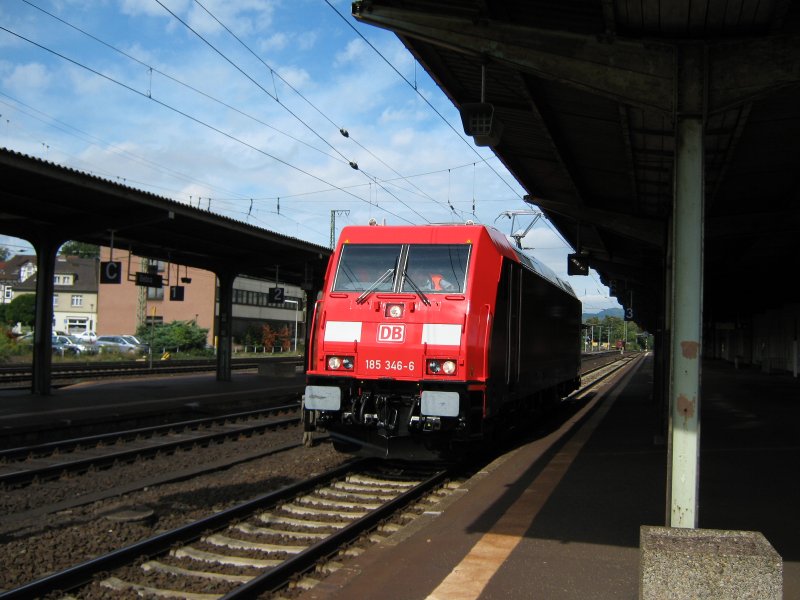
333,244,402,291
402,245,469,293
332,243,470,294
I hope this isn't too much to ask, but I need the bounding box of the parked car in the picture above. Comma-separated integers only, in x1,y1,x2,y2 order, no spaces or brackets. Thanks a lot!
95,335,147,355
67,335,99,355
72,330,97,342
120,335,150,354
52,335,81,356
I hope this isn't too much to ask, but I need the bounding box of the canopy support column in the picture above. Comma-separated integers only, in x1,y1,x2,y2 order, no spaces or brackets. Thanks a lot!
215,270,235,382
667,45,705,529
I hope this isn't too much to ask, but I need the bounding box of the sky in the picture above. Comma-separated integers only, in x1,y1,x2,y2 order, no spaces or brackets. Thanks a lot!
0,0,621,313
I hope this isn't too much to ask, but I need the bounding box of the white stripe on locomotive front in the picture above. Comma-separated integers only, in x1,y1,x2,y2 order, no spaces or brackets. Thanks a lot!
324,321,461,346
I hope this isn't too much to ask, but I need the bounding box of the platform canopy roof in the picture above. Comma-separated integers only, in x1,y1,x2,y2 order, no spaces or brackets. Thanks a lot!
353,0,800,332
0,148,330,288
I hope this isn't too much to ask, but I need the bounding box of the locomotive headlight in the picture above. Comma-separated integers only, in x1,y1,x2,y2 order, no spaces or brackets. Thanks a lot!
386,303,404,318
427,359,456,375
327,355,354,370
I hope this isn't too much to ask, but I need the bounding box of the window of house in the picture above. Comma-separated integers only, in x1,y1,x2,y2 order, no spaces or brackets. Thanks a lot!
54,274,74,285
147,287,164,300
71,294,83,307
53,295,59,307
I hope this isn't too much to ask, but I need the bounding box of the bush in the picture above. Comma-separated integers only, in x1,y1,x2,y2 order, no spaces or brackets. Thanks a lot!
137,320,209,353
0,329,13,363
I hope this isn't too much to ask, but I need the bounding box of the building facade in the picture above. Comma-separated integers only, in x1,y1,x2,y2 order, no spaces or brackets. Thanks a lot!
0,254,37,306
12,255,99,334
98,247,305,349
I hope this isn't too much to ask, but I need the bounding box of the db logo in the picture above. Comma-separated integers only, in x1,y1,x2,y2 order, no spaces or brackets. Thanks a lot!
377,324,405,343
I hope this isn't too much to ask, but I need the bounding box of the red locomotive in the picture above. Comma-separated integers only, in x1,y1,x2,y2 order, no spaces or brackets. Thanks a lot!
303,223,581,460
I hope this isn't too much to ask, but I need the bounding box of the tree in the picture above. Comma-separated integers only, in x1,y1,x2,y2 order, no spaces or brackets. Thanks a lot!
59,241,100,258
261,323,278,350
0,246,9,261
6,294,37,328
277,324,292,351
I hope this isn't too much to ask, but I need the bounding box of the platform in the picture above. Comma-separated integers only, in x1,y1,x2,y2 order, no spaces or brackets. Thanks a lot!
0,370,304,447
300,355,800,599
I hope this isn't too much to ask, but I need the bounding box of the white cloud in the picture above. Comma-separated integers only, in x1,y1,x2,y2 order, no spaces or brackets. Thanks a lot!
275,66,311,91
295,31,318,52
260,32,288,52
334,38,367,67
120,0,189,19
2,63,50,93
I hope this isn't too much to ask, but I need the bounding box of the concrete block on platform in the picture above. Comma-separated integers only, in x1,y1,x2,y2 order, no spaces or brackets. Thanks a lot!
640,526,782,600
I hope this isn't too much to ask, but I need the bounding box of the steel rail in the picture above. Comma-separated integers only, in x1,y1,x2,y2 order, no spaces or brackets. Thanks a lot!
0,413,301,488
0,402,300,462
0,356,302,386
0,460,366,600
221,467,449,598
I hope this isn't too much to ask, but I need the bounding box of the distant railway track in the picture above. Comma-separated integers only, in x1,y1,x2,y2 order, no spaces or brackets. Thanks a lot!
0,403,303,489
0,356,303,388
0,352,622,389
0,461,451,600
0,353,634,488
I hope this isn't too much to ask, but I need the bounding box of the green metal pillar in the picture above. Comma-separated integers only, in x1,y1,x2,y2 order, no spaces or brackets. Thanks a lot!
667,45,705,528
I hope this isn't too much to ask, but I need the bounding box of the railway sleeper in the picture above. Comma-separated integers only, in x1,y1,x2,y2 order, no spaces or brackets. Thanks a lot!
101,576,219,600
203,532,306,554
257,512,348,530
278,501,366,519
141,560,253,583
295,494,382,510
172,546,282,568
234,522,328,540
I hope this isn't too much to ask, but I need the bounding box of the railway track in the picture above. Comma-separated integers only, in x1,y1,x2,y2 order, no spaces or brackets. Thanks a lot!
0,353,632,490
576,352,639,390
0,461,453,599
0,353,641,596
0,356,302,388
0,353,621,389
0,404,302,489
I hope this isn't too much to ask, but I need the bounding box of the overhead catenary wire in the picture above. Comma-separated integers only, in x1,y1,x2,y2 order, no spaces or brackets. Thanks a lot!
7,3,597,297
191,0,455,222
323,0,525,206
15,0,499,226
155,0,435,224
0,24,415,225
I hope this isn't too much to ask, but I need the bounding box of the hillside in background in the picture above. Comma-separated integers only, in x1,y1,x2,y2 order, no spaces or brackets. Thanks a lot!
582,307,624,322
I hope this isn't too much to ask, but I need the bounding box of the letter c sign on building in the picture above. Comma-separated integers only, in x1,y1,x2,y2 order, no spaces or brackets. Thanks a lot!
100,261,122,284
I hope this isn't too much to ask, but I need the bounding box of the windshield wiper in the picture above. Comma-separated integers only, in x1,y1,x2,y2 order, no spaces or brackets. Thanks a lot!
403,272,431,306
355,269,395,304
